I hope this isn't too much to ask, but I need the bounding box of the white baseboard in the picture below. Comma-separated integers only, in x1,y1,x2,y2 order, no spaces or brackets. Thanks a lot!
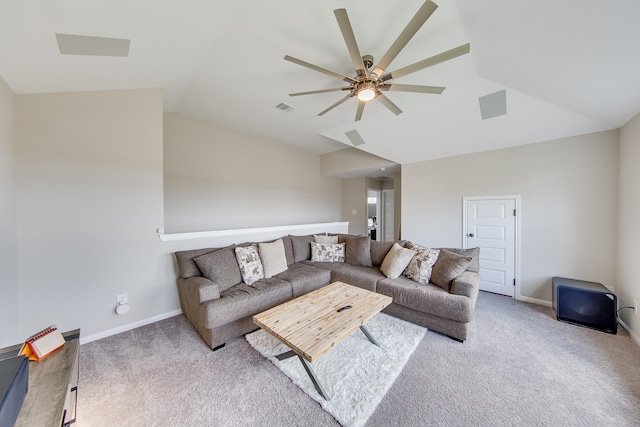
619,319,640,347
517,295,552,307
80,309,183,345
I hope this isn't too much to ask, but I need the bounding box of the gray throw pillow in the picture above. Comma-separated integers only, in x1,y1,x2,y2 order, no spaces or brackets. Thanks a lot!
430,249,472,291
289,234,314,262
175,247,219,278
438,247,480,273
345,235,372,267
193,246,242,292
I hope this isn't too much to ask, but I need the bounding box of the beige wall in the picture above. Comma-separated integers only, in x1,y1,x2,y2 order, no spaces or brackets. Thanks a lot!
402,130,619,303
0,76,18,346
14,89,169,340
342,177,367,235
320,147,397,178
163,113,342,233
618,112,640,337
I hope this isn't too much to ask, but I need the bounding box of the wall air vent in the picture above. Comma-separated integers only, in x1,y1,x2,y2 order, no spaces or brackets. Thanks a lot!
275,102,294,112
374,176,392,181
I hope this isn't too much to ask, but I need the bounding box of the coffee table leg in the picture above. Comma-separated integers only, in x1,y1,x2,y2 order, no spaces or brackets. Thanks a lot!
275,350,296,361
359,325,381,347
298,355,331,401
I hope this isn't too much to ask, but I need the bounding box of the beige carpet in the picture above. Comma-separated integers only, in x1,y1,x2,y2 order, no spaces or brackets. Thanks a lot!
77,291,640,426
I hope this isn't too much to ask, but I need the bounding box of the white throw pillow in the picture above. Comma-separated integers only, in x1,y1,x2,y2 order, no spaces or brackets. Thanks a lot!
259,239,288,278
313,234,338,244
380,243,416,279
234,244,264,285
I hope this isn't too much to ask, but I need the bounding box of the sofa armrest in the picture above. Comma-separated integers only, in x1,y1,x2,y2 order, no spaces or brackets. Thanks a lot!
178,276,221,305
450,271,480,299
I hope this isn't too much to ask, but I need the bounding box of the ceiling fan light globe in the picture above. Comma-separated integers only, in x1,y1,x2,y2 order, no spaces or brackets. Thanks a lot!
357,88,376,101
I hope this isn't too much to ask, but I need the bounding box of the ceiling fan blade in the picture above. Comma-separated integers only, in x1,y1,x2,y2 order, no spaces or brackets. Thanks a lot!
284,55,355,83
371,0,438,78
355,100,365,121
334,9,367,77
381,43,470,82
318,94,354,116
376,93,403,116
289,87,351,97
382,83,445,94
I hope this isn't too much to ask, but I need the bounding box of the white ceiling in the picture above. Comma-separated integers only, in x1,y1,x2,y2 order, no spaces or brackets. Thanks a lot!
2,0,639,166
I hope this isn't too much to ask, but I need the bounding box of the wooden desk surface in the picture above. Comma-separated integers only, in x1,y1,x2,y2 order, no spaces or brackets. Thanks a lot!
0,329,80,427
253,281,391,362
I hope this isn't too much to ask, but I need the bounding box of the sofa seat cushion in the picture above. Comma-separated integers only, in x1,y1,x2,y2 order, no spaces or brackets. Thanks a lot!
376,276,473,323
306,261,385,292
276,263,331,297
202,277,292,329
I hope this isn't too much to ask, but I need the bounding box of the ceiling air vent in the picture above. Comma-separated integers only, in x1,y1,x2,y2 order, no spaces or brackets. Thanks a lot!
345,129,366,146
374,176,392,181
275,102,294,112
56,33,130,57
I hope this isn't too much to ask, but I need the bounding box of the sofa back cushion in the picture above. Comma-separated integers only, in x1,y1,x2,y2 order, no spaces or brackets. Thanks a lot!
193,246,242,292
175,247,220,278
281,235,295,265
370,240,406,267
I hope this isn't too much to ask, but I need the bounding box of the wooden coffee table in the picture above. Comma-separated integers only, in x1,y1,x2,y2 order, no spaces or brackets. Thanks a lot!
253,281,392,400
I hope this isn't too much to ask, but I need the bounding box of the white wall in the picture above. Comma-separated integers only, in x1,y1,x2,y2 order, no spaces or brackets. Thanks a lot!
14,89,170,340
163,113,342,233
618,112,640,338
0,76,18,346
402,130,619,302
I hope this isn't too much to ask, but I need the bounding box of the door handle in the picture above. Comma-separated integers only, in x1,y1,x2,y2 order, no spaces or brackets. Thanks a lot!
467,233,475,237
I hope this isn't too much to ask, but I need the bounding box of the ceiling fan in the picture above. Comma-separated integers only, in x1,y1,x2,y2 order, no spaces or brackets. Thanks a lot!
284,0,470,121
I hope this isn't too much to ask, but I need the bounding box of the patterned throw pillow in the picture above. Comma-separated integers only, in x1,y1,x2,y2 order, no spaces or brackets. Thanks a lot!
310,242,345,262
234,244,264,285
404,242,440,285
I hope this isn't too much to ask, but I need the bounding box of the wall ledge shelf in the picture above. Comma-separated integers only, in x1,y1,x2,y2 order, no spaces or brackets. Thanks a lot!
157,221,350,242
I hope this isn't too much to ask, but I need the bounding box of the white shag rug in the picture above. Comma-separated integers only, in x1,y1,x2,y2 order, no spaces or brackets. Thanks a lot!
246,313,427,427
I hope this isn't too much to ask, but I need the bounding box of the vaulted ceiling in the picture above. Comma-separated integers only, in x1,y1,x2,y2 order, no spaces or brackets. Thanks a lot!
1,0,639,166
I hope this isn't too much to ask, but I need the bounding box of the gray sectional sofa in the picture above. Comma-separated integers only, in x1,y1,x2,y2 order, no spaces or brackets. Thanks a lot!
174,233,480,350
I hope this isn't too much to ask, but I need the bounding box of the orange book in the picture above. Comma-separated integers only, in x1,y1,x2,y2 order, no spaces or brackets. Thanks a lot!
19,325,65,361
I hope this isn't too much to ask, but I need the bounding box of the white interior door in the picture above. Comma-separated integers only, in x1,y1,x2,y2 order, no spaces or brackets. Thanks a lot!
464,197,517,297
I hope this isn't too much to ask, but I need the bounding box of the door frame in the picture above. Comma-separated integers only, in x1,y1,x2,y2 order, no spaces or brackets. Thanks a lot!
462,195,522,300
381,189,394,241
